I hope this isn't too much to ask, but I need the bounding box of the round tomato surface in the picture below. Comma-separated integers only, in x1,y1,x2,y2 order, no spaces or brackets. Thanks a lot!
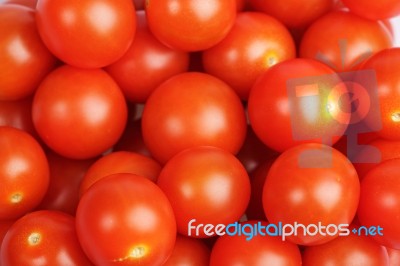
36,0,136,68
0,5,56,101
342,0,400,20
0,126,49,220
76,173,176,265
4,0,37,9
163,235,210,266
0,210,93,266
142,72,247,164
248,58,349,153
157,146,251,237
263,143,360,245
145,0,236,51
300,11,392,72
32,65,127,159
203,12,296,100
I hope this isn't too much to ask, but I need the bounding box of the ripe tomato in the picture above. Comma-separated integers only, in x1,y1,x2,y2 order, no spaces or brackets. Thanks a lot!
76,173,176,265
203,12,296,100
32,65,127,159
79,151,161,196
1,210,93,266
387,247,400,266
163,235,210,266
300,11,392,72
0,126,49,220
142,72,247,164
248,0,334,29
36,0,136,68
342,0,400,20
248,58,348,153
106,11,189,103
0,5,57,101
145,0,236,51
210,221,302,265
157,146,251,237
361,48,400,141
302,233,389,266
4,0,37,9
263,144,360,245
0,219,14,249
358,159,400,249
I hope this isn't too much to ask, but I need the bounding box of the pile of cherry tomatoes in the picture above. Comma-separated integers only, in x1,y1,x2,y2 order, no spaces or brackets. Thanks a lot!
1,0,400,265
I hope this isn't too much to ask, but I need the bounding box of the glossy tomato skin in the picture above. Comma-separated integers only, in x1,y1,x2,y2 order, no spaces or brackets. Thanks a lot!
32,65,128,159
36,0,136,68
263,144,360,245
145,0,236,51
0,5,57,101
248,58,348,153
300,11,392,72
342,0,400,20
358,159,400,249
76,173,176,266
361,48,400,141
163,235,210,266
203,12,296,100
210,221,302,266
302,233,389,266
0,219,14,249
0,126,49,220
157,146,251,237
79,151,161,196
142,72,247,164
4,0,37,9
1,210,93,266
106,11,189,103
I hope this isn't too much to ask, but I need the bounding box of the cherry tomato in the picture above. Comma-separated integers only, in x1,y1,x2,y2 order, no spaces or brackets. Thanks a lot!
248,58,349,153
300,11,392,72
210,221,302,265
145,0,236,51
0,219,14,249
163,235,210,266
4,0,37,9
142,72,247,164
32,65,128,159
1,210,93,266
342,0,400,20
36,0,136,68
106,11,189,103
76,173,176,265
203,12,296,100
79,151,162,195
358,159,400,249
157,146,251,237
302,233,389,266
0,5,57,101
361,48,400,141
0,126,49,220
263,143,360,245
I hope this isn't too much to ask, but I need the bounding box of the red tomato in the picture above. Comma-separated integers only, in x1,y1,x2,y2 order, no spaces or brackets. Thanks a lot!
248,58,348,153
300,11,392,72
387,247,400,266
142,72,247,164
157,146,251,237
263,144,360,245
342,0,400,20
0,210,93,266
4,0,37,9
248,0,334,29
32,65,127,159
36,0,136,68
0,5,57,101
163,235,211,266
76,173,176,265
0,220,14,249
358,159,400,249
106,11,189,103
145,0,236,51
203,12,296,100
361,48,400,141
302,233,389,266
79,151,162,196
0,126,49,220
38,152,97,215
210,221,302,265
